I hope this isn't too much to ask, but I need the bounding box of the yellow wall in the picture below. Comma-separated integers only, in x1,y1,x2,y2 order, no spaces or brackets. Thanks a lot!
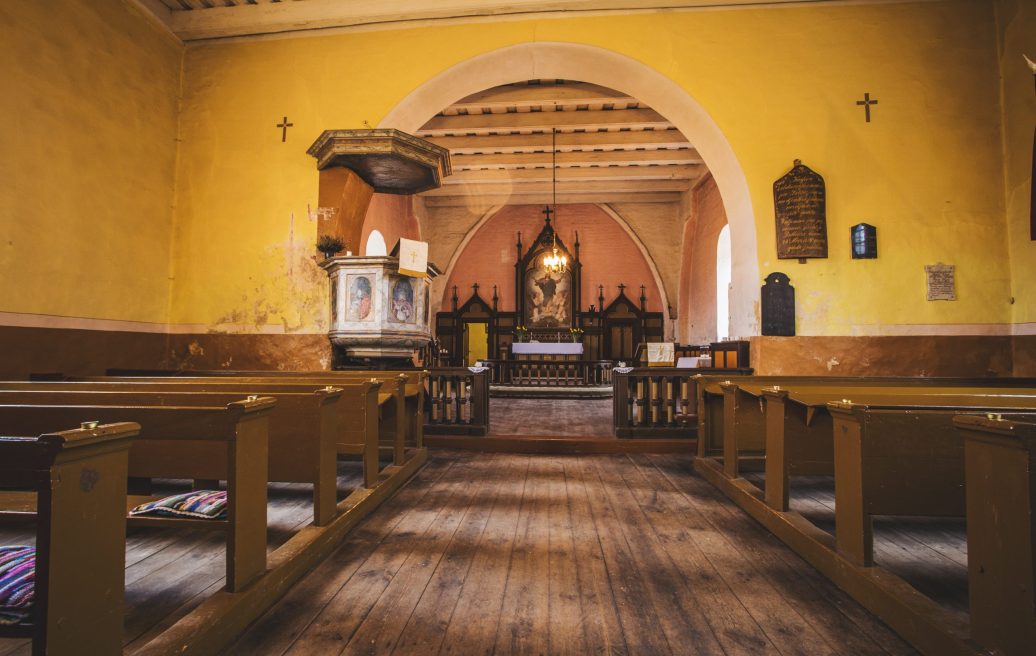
168,0,1017,336
996,0,1036,329
0,0,182,324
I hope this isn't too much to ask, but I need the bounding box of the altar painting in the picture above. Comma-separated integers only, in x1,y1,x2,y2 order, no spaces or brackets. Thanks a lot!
524,258,572,328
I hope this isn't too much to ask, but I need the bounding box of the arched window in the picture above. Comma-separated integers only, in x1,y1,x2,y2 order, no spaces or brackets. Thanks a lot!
365,229,388,256
716,224,731,340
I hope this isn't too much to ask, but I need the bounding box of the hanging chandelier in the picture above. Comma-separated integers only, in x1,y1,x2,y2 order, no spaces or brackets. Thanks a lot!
543,127,568,275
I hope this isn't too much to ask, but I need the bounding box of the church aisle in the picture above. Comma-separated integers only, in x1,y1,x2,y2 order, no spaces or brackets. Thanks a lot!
488,398,614,438
226,451,915,655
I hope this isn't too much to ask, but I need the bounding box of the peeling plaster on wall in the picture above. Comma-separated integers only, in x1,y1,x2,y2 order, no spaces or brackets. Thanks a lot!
211,234,329,335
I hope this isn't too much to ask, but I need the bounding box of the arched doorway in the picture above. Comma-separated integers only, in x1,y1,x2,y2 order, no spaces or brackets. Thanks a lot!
380,42,759,337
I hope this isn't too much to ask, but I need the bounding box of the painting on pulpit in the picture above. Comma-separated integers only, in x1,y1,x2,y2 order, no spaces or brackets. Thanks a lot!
524,262,572,328
387,276,417,324
346,275,374,322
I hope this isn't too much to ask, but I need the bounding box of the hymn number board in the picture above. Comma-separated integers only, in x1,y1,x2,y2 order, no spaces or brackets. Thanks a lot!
774,160,828,261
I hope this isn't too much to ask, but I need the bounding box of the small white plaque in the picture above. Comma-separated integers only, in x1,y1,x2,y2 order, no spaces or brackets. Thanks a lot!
398,238,428,278
925,263,956,301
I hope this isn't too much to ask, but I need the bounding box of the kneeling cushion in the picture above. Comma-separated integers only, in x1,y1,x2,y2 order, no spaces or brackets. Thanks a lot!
130,490,228,520
0,546,34,625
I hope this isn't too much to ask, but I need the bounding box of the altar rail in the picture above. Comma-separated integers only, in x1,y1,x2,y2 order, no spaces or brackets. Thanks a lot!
483,359,613,387
613,368,752,438
424,367,490,436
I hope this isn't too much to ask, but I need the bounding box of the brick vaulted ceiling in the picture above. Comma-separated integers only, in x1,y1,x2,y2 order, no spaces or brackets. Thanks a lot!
414,80,704,209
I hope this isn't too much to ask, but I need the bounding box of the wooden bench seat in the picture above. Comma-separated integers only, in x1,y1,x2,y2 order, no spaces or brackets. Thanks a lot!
756,385,1036,511
100,369,428,452
827,399,1036,567
0,399,274,592
0,422,138,655
701,376,1036,477
0,388,343,526
953,415,1036,656
83,374,408,458
1,380,384,488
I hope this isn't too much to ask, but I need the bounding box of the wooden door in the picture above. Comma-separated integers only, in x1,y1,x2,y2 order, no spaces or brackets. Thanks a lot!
464,322,489,366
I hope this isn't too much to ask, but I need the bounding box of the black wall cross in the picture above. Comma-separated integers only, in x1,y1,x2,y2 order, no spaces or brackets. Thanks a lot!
276,116,294,142
855,93,878,123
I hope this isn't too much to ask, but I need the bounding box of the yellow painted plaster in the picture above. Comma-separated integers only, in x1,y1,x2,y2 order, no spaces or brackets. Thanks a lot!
167,1,1012,334
0,0,182,324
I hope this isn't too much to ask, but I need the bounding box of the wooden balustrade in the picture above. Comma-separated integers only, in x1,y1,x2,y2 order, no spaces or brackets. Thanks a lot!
424,368,490,436
483,359,613,387
612,368,699,437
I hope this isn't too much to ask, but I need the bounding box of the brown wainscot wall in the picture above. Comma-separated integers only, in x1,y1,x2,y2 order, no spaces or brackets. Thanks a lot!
1,327,1031,378
750,336,1018,378
0,326,168,379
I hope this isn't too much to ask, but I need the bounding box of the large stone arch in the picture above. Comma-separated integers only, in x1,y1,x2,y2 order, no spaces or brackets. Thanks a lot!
379,41,759,336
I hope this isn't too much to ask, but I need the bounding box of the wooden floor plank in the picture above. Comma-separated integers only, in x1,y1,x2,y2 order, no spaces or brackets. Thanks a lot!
392,454,523,656
490,398,614,437
574,456,678,654
618,455,782,655
341,453,505,655
437,455,530,655
652,457,917,656
224,454,463,656
493,456,552,655
545,457,590,655
559,457,629,656
282,453,479,654
590,455,729,655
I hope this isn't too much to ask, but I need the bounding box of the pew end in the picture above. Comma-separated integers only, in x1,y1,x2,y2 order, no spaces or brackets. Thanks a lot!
0,422,139,655
954,414,1036,656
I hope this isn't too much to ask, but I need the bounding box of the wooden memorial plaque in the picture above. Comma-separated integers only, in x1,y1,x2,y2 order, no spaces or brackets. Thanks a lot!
774,160,828,260
761,272,795,336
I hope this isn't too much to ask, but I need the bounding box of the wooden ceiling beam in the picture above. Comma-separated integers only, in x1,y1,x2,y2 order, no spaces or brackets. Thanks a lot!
424,129,690,153
422,179,690,196
417,108,670,136
443,164,702,183
450,149,702,169
423,191,683,207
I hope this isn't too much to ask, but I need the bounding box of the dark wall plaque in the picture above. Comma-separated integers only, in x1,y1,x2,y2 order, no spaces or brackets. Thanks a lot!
774,160,828,260
851,223,877,259
761,272,795,336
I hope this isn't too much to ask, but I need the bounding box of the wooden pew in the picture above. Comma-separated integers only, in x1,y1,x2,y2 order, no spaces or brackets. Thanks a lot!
1,380,384,489
757,384,1036,512
0,399,274,592
828,399,1036,567
0,422,138,656
703,375,1036,478
953,414,1036,656
87,374,411,465
103,369,428,455
0,388,343,526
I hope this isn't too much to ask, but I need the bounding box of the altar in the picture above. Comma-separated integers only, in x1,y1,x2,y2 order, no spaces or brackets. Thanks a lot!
512,342,584,357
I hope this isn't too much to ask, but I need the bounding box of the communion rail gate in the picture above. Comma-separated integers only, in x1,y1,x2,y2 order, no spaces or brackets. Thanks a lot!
612,367,752,438
424,367,490,436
